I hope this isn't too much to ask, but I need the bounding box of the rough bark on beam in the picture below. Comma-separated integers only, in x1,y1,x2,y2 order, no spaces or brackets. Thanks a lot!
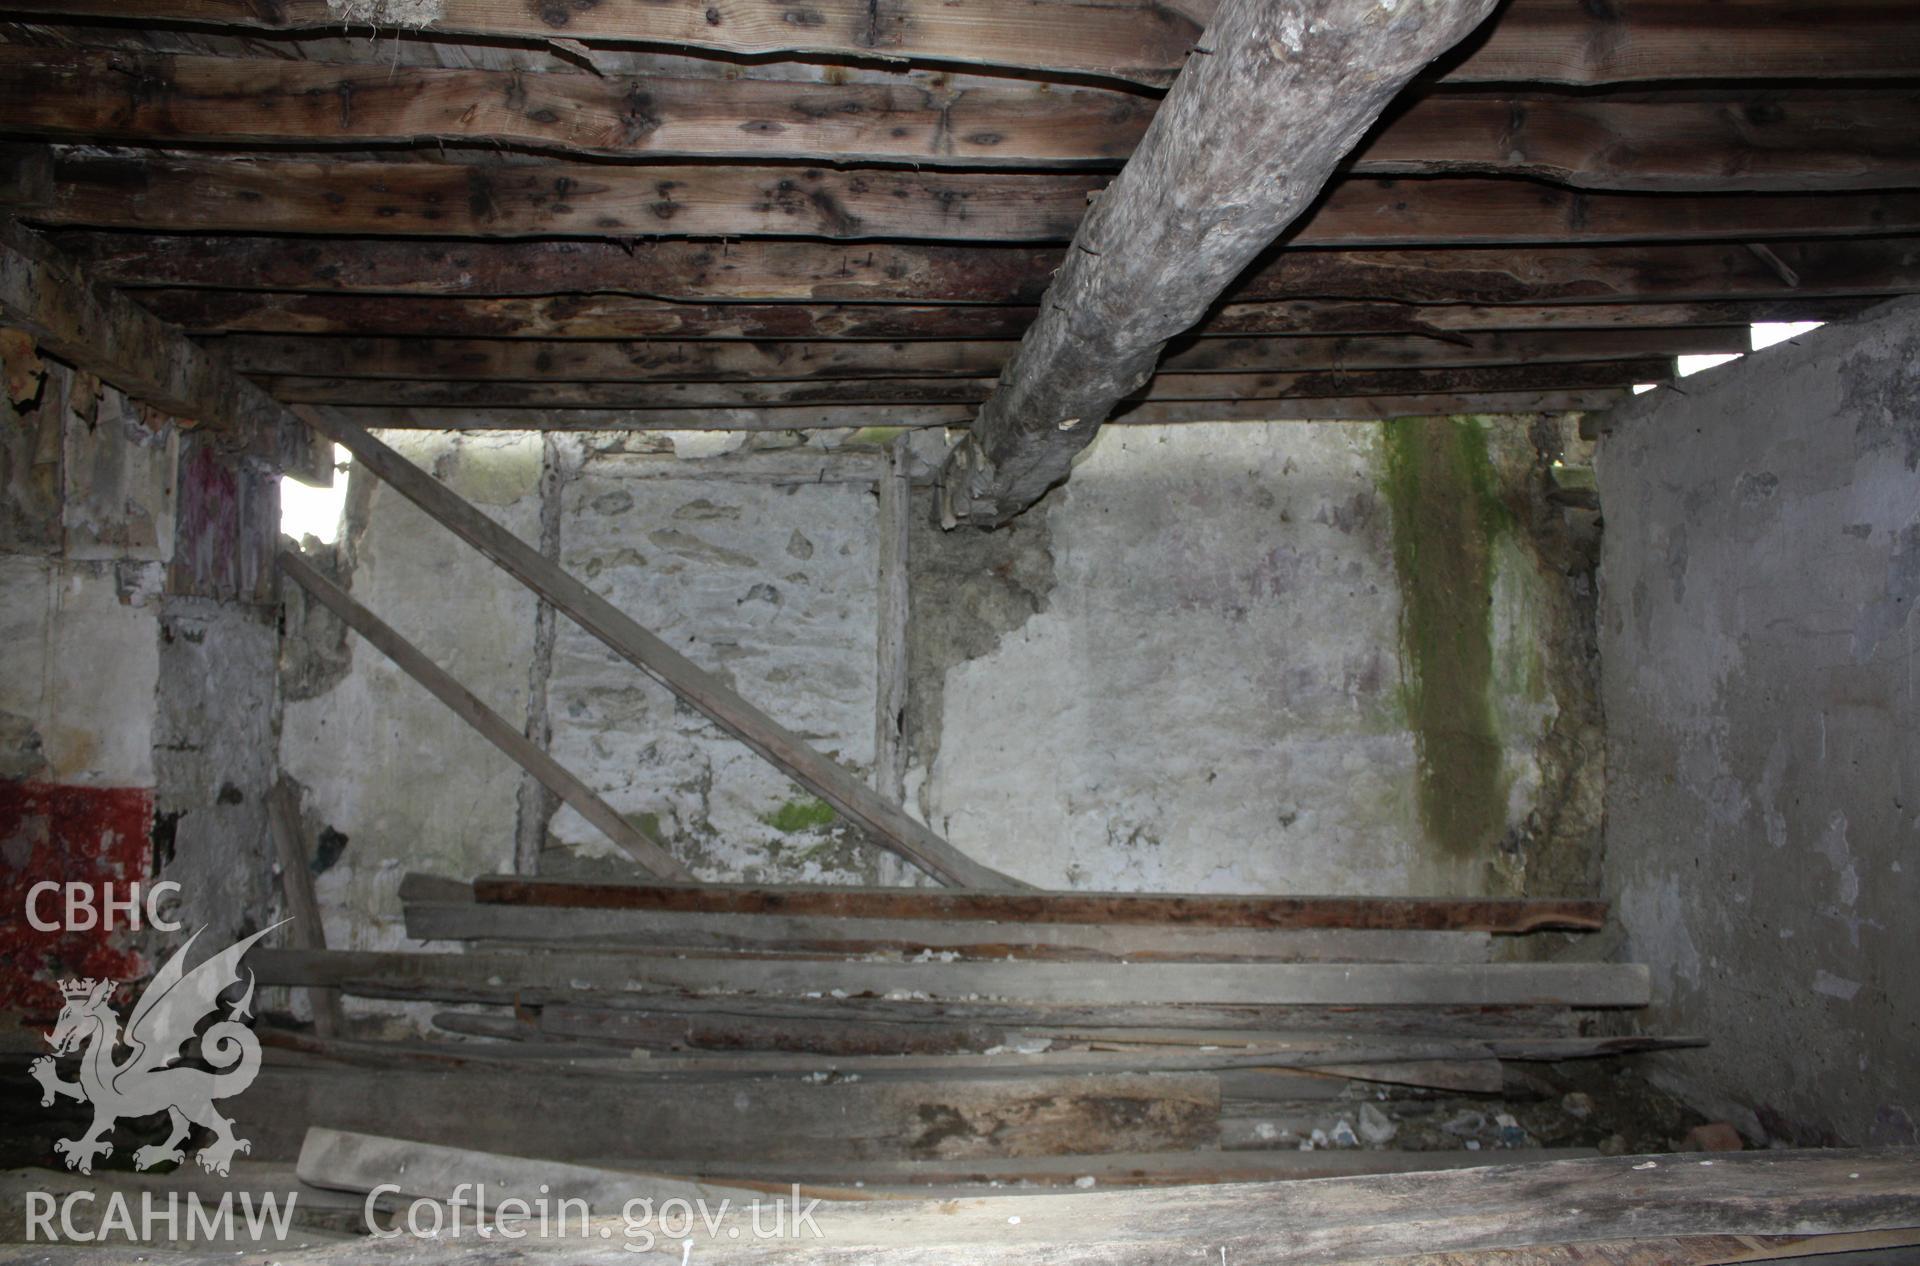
221,328,1725,382
67,231,1920,306
315,390,1632,431
12,147,1920,245
0,223,326,482
938,0,1490,523
299,408,1026,892
7,49,1918,192
5,0,1918,87
256,356,1678,409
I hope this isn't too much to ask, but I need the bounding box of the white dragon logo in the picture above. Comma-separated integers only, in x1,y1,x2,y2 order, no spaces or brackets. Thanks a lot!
29,923,284,1177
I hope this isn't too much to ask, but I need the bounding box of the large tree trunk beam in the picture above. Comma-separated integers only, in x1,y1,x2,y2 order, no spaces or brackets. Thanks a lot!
278,549,692,881
298,408,1027,892
939,0,1503,525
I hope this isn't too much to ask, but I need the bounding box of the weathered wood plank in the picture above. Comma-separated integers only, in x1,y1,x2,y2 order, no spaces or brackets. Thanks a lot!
527,1003,1584,1058
471,873,1607,931
257,358,1676,408
1446,0,1920,86
39,1145,1920,1263
297,1129,788,1210
685,1147,1603,1191
71,232,1920,307
251,945,1652,1006
0,46,1152,167
1358,89,1920,193
243,1061,1221,1166
278,549,692,880
300,409,1025,891
266,778,346,1039
0,223,325,482
873,434,910,835
0,0,1205,87
517,994,1588,1040
131,288,1875,342
402,898,1497,962
5,0,1917,86
6,49,1915,191
3,148,1093,242
311,390,1638,432
222,328,1733,381
13,148,1920,244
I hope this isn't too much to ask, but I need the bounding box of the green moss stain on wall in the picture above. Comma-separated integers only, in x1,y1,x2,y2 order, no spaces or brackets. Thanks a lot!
1381,416,1511,858
762,796,838,834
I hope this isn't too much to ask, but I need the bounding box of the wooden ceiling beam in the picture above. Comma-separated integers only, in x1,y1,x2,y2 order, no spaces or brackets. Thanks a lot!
319,386,1634,432
217,327,1737,383
6,48,1918,192
10,148,1920,245
0,222,326,482
58,233,1920,306
132,288,1874,341
3,0,1916,86
255,357,1678,408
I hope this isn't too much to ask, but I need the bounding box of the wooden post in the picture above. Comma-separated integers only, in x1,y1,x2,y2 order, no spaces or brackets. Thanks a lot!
873,436,912,885
939,0,1502,524
265,778,345,1039
295,408,1027,891
277,549,692,881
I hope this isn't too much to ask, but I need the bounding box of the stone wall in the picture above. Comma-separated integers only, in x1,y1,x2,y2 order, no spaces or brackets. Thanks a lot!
281,416,1605,967
1596,296,1920,1146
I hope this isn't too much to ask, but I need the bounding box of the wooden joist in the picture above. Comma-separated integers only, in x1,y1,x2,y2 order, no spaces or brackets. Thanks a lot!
6,48,1917,192
132,288,1875,342
316,389,1636,433
0,223,326,482
219,328,1735,382
5,0,1917,87
11,148,1920,246
265,779,346,1039
251,945,1652,1007
257,359,1678,409
278,549,691,880
0,0,1205,87
65,232,1920,306
469,873,1607,931
298,409,1024,891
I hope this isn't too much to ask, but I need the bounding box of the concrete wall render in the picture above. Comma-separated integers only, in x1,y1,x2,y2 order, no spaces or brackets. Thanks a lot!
1596,296,1920,1146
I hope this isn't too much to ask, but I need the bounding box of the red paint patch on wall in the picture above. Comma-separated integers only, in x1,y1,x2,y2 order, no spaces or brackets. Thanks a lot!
0,779,152,1017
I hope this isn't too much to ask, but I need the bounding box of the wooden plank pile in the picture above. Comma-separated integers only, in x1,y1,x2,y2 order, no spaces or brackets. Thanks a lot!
238,872,1699,1190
